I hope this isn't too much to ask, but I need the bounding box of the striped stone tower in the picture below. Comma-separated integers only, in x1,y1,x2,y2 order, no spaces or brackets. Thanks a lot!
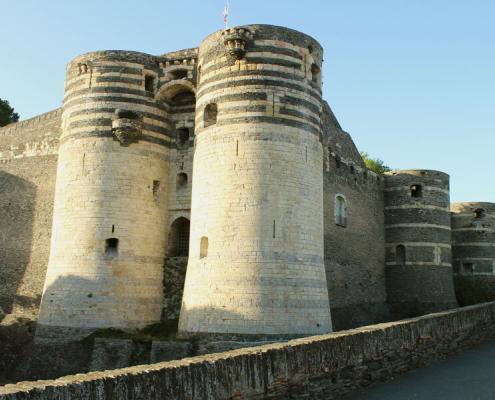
178,25,332,337
451,202,495,303
384,170,458,318
37,51,171,339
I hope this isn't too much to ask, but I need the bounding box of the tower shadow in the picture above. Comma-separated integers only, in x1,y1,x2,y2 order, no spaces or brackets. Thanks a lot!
0,171,36,318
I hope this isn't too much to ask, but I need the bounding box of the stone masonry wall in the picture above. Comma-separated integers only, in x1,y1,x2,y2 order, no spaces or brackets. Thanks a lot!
323,153,389,330
2,301,495,399
179,25,332,337
321,103,389,330
0,109,61,318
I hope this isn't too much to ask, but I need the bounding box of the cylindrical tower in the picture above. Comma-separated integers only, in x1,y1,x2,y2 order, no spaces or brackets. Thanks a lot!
178,25,332,337
451,202,495,305
384,170,457,318
37,51,170,339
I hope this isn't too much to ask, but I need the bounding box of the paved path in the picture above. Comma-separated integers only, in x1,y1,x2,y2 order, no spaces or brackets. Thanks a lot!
347,340,495,400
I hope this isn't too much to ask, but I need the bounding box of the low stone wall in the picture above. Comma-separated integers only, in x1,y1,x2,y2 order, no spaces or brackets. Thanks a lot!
2,302,495,399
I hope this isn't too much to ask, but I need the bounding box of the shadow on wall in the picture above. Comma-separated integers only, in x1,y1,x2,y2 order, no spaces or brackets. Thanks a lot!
37,274,123,339
0,171,37,316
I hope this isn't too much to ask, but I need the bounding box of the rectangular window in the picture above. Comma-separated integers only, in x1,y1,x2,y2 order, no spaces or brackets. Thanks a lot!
145,75,155,93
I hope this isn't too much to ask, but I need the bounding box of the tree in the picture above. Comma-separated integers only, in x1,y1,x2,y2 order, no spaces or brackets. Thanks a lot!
0,98,20,127
360,151,392,174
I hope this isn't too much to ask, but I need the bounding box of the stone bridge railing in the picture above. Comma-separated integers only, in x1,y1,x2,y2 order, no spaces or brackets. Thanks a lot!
2,302,495,399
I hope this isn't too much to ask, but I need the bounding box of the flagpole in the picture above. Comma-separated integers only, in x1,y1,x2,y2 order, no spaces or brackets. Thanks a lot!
224,2,230,29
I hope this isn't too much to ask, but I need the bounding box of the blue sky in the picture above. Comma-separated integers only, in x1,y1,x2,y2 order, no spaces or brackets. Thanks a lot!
1,0,493,202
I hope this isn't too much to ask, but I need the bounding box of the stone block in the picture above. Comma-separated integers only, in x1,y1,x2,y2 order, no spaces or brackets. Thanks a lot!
150,340,192,363
89,338,133,371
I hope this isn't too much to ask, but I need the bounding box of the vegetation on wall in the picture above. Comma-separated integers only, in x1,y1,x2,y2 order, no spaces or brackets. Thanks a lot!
0,98,20,127
360,151,391,174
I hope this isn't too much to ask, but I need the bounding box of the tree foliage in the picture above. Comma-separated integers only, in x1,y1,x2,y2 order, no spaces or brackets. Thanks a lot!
0,98,20,127
360,151,391,174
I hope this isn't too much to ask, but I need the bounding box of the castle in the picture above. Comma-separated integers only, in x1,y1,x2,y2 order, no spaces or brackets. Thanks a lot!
1,25,493,341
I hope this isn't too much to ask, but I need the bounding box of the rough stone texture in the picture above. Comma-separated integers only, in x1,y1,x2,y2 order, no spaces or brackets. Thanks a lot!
162,257,187,323
0,23,489,346
0,316,36,384
384,170,458,319
196,340,279,355
0,110,61,319
37,52,173,339
8,339,92,383
89,339,133,372
150,340,192,363
451,203,495,296
179,25,332,337
322,107,389,329
2,302,495,399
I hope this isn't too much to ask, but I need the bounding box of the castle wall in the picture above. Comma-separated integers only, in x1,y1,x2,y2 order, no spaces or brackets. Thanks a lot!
3,302,495,400
0,109,61,318
323,157,389,330
384,170,458,318
320,103,389,330
37,52,173,338
179,25,332,337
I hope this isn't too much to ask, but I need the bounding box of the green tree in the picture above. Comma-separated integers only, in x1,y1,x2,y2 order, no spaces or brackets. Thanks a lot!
0,98,20,127
360,151,392,174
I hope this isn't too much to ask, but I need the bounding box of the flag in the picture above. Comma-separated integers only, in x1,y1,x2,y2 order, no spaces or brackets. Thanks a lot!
223,4,229,28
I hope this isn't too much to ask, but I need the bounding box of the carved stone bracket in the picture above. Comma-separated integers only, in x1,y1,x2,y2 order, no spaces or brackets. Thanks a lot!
222,27,254,63
112,117,142,146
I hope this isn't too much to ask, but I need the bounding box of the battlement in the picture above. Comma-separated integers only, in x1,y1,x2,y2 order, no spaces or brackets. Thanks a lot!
0,108,62,137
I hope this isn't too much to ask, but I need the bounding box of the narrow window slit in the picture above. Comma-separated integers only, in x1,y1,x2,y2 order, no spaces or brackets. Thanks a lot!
200,236,208,259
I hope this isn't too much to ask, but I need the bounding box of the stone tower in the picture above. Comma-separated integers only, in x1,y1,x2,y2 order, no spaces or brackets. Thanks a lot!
37,51,170,338
384,170,458,318
178,25,332,337
451,202,495,274
451,202,495,303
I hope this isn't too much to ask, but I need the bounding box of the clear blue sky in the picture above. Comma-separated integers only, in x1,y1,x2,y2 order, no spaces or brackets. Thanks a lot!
1,0,494,202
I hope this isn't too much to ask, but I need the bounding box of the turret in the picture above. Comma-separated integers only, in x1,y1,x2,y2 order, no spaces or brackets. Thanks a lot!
37,51,171,339
384,170,457,318
451,202,495,304
178,25,332,337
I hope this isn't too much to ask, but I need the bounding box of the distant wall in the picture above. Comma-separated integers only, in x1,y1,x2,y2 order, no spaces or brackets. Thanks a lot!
0,109,61,317
2,302,495,399
321,104,389,330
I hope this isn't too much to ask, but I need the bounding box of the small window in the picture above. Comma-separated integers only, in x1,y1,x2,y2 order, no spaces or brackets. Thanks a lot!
116,109,139,120
474,208,486,219
434,247,441,265
204,103,218,127
396,245,406,266
176,173,188,190
410,184,422,198
200,236,208,259
462,262,474,275
350,165,355,174
145,75,155,93
335,156,341,168
170,69,188,80
176,128,190,149
311,63,320,85
152,180,160,200
78,63,88,74
335,195,347,227
105,238,119,257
